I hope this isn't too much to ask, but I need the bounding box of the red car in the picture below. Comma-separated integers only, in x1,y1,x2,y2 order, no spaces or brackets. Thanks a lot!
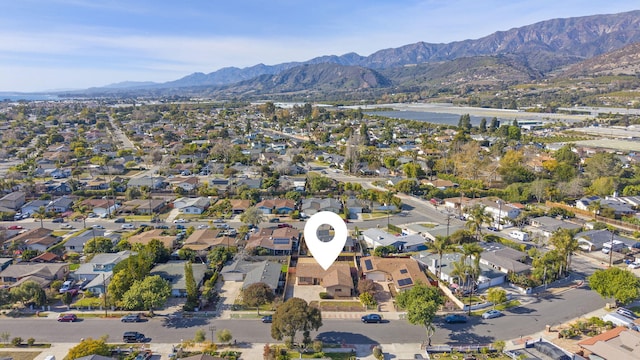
8,225,24,230
57,314,77,322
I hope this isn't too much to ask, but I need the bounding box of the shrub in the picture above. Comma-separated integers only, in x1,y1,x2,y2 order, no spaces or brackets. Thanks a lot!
319,292,332,299
11,337,23,346
372,345,383,360
194,329,206,343
27,338,35,346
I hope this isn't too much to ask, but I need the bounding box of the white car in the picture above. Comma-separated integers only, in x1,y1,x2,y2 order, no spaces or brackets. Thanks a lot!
92,224,105,229
197,224,209,229
173,219,186,223
121,223,136,229
628,262,640,269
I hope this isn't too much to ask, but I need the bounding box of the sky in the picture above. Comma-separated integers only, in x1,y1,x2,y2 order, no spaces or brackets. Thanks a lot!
1,0,638,93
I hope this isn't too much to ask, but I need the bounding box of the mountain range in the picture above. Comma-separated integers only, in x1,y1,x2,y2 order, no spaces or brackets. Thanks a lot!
72,10,640,101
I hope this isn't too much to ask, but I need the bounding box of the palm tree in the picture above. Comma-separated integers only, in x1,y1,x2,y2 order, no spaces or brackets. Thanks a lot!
73,202,90,229
431,235,452,279
587,200,602,219
465,205,490,241
34,206,47,228
549,228,579,277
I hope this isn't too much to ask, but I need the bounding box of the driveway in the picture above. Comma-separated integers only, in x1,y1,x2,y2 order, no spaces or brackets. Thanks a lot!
292,284,324,304
216,280,243,317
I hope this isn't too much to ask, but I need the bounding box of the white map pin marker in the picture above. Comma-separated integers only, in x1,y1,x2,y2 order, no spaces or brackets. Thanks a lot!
304,211,348,270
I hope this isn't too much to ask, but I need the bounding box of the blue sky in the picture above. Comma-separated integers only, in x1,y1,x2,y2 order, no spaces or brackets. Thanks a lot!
1,0,638,92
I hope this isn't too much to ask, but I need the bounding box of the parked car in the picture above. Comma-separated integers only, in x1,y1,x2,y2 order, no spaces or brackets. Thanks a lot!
114,218,126,223
173,218,186,223
60,224,74,229
361,314,383,323
59,280,75,293
628,262,640,269
616,307,638,320
481,310,503,319
487,226,499,232
122,331,145,343
261,315,272,323
175,225,185,230
92,224,105,229
197,224,209,229
444,314,468,323
57,314,77,322
8,225,24,230
121,223,135,229
121,313,144,322
52,218,64,223
277,223,292,228
269,218,280,223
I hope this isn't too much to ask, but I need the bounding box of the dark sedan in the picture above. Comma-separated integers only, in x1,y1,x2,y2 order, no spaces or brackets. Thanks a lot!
261,315,272,323
361,314,383,323
444,314,468,323
121,313,143,322
57,314,77,322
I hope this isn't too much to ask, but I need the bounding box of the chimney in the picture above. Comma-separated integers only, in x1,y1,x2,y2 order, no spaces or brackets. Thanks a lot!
431,259,438,268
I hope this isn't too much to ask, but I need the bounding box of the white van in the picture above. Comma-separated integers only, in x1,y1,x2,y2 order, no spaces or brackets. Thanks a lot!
508,230,530,241
603,312,635,328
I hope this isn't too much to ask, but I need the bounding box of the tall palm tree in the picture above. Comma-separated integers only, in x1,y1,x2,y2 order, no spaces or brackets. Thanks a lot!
73,202,90,229
465,205,490,241
587,200,602,219
549,228,579,277
431,235,452,279
34,206,46,228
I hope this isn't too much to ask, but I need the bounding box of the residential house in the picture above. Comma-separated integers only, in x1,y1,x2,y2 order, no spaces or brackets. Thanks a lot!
470,198,521,223
20,200,51,217
4,227,61,252
0,258,13,271
168,176,200,193
80,198,119,218
529,216,583,238
44,181,73,196
478,242,531,276
179,353,225,360
150,260,207,297
575,229,634,252
120,199,166,215
255,199,296,215
235,177,262,190
245,227,300,255
73,251,133,294
63,229,121,253
0,262,69,288
48,196,74,213
301,198,342,216
127,229,177,250
173,197,210,215
241,260,283,292
85,178,110,191
229,199,251,214
361,228,427,252
578,327,640,360
360,256,429,292
209,178,231,194
182,229,230,253
295,258,354,298
443,196,473,214
421,179,457,190
31,252,60,263
0,192,26,211
345,198,368,219
127,176,166,190
413,251,506,290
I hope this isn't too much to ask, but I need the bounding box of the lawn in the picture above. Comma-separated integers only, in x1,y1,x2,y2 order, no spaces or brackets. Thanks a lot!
0,352,41,360
309,301,365,312
427,353,512,359
360,213,388,220
289,351,355,359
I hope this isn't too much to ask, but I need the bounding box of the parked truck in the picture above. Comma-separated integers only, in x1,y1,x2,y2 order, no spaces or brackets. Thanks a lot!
508,230,530,241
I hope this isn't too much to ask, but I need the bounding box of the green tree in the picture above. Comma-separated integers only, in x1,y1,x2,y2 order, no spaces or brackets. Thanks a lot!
240,206,265,227
431,235,452,279
207,247,233,269
120,275,171,312
184,261,198,311
67,338,111,360
549,228,579,277
589,267,640,305
487,287,507,309
83,237,114,254
395,283,444,346
271,297,322,346
242,282,275,315
34,206,46,228
194,329,206,342
217,329,233,344
465,205,490,241
10,280,46,306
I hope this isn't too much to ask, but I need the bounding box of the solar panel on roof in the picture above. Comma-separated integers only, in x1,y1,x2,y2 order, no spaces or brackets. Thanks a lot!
397,278,413,286
399,269,408,274
364,259,373,270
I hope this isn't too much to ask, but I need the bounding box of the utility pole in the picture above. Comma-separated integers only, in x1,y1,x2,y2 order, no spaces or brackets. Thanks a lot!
209,325,217,343
103,273,108,318
609,230,614,268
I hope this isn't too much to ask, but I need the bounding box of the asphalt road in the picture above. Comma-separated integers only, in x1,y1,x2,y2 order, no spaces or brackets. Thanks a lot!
3,284,605,346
